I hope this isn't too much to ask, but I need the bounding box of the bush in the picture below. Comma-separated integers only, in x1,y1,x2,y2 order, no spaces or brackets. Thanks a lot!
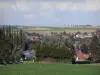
75,60,90,64
35,44,73,62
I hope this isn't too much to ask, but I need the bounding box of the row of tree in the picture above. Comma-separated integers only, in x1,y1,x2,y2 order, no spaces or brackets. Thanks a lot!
0,25,26,64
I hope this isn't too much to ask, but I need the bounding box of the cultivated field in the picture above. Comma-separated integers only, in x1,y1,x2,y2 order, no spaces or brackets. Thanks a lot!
23,26,99,34
0,62,100,75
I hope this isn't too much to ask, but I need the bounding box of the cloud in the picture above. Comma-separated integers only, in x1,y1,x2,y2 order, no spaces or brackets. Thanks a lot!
39,2,55,18
55,0,100,11
11,0,100,13
12,0,32,12
24,13,35,18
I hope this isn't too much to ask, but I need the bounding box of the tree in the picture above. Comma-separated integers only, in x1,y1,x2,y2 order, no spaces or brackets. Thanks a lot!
35,43,73,62
76,31,81,34
0,25,26,64
89,35,100,62
80,44,88,54
96,29,100,33
64,39,75,54
83,32,88,35
63,31,66,35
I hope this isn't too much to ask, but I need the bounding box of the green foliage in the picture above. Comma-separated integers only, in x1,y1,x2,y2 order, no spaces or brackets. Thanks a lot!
0,25,26,64
34,33,74,63
80,44,89,54
35,44,73,62
89,35,100,62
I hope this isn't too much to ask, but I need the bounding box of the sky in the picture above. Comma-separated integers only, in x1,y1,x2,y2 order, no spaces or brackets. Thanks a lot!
0,0,100,26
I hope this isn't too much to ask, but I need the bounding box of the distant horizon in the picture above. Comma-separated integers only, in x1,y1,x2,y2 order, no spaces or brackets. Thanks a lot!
0,24,100,27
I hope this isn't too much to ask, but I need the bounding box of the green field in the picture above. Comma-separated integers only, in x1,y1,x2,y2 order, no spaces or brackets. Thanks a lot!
40,27,96,30
0,62,100,75
25,27,97,32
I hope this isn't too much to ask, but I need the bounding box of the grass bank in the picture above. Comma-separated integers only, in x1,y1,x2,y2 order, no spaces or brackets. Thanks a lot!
0,62,100,75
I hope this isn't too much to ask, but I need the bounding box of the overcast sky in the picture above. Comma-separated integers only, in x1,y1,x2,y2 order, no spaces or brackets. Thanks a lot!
0,0,100,26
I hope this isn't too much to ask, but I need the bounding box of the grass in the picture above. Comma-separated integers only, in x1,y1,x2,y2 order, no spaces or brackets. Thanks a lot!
28,28,96,31
48,28,96,31
40,27,96,30
0,62,100,75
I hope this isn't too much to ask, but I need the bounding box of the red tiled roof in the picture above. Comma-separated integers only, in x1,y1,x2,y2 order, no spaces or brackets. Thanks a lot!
75,50,89,59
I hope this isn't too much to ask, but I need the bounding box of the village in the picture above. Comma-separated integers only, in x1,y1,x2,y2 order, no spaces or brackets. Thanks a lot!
0,25,100,64
23,26,100,63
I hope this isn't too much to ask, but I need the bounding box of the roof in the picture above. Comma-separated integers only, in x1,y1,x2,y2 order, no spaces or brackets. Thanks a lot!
75,49,89,59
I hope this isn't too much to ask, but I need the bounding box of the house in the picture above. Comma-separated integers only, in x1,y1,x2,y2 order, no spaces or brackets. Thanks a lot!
75,33,92,38
75,49,89,61
25,32,40,41
75,34,84,38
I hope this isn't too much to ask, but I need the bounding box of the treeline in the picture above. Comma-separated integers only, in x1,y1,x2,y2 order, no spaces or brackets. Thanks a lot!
0,25,26,64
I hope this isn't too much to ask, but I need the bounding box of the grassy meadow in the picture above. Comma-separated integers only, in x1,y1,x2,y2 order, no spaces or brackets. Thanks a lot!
0,62,100,75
